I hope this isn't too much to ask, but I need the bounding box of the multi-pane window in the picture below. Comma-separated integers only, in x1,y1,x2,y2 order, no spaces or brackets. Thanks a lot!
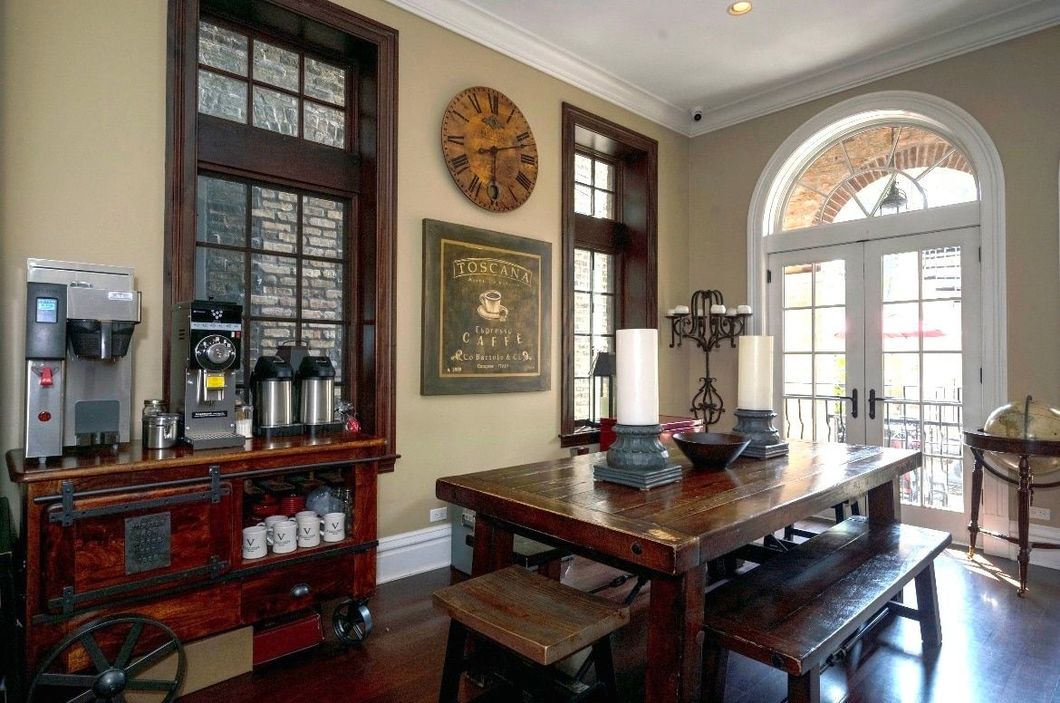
574,152,617,219
572,249,615,426
782,124,977,231
198,20,347,149
196,174,347,395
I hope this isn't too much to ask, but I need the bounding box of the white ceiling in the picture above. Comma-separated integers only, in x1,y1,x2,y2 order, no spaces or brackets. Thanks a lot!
385,0,1060,135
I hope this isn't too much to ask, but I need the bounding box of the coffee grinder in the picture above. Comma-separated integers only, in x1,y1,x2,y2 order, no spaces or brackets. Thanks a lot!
24,259,142,461
169,300,245,449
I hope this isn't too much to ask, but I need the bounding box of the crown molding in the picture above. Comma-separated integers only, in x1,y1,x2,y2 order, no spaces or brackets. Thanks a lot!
688,0,1060,136
385,0,1060,138
381,0,689,134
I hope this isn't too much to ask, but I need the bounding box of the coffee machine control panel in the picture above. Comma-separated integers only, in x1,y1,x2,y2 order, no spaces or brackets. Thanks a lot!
195,335,237,370
187,302,242,370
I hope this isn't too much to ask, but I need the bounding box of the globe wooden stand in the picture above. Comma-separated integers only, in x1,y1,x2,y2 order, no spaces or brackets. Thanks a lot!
964,430,1060,596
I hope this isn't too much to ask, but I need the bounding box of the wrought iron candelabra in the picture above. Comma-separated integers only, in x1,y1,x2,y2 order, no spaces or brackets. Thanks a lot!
666,290,751,427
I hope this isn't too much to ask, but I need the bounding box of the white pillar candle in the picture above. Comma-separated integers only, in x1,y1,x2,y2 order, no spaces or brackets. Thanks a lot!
616,328,659,426
737,336,774,411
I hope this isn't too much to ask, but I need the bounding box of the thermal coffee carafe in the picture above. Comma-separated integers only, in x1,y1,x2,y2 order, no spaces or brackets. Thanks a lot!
24,259,142,461
250,356,302,438
296,356,338,431
169,300,245,449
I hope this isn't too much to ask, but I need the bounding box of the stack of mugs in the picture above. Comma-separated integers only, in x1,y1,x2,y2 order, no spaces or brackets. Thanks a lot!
242,509,347,560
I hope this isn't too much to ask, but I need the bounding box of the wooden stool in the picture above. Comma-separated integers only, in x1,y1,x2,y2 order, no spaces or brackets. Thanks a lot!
433,566,629,702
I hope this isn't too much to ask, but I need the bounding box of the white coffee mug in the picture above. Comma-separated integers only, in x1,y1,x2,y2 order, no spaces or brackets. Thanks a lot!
297,514,321,548
322,512,345,542
295,510,318,522
271,519,297,554
260,515,288,542
242,525,268,560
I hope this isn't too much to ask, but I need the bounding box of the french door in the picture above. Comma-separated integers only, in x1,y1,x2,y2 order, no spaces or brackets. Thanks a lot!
768,227,982,537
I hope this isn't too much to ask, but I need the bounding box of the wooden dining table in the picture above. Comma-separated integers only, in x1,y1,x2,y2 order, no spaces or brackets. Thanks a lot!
436,440,921,703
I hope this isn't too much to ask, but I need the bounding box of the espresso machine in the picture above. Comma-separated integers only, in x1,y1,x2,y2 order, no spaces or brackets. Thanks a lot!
24,259,142,461
169,300,245,449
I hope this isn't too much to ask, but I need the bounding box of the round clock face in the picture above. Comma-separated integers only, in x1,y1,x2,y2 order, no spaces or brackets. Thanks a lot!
441,86,538,212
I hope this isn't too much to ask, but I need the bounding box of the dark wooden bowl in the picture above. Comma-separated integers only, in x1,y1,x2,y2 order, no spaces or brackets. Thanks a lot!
672,432,750,469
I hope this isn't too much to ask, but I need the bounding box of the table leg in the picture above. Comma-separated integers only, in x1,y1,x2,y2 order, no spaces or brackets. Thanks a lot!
1017,455,1031,596
471,514,514,577
646,567,705,703
866,476,900,524
968,449,985,558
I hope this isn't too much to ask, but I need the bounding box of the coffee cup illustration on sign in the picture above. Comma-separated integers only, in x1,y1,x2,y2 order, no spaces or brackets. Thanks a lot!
477,290,508,321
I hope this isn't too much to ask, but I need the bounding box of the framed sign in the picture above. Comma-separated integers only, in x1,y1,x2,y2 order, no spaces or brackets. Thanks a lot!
422,219,551,394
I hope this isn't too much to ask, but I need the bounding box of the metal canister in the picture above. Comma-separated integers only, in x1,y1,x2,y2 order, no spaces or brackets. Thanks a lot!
251,356,294,430
142,412,180,449
142,399,167,418
297,356,335,427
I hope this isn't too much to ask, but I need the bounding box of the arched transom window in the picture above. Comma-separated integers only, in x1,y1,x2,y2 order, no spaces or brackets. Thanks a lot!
781,124,978,231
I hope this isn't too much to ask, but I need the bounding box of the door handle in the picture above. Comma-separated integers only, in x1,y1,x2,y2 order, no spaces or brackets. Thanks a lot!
867,389,897,420
835,388,858,419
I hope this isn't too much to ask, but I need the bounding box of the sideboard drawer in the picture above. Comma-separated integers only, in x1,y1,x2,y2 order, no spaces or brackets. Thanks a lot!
241,555,354,622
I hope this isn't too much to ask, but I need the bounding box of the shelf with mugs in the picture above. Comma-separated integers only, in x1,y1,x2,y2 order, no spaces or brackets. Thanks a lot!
664,289,753,428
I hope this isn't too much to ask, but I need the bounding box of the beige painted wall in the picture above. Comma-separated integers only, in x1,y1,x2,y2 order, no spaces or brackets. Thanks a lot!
689,26,1060,519
0,0,692,536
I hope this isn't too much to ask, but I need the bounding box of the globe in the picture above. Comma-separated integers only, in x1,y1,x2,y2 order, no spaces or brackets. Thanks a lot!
982,396,1060,475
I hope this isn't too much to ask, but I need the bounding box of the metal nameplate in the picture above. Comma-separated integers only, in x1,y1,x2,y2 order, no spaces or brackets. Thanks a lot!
125,513,172,575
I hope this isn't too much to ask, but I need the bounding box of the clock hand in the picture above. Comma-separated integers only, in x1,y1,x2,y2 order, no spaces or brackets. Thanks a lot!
487,148,500,201
477,143,532,154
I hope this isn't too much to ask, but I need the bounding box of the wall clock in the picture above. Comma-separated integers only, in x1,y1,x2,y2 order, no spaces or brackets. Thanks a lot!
441,86,538,212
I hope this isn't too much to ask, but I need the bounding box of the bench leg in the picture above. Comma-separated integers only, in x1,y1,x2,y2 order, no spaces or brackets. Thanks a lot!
439,621,468,703
538,557,563,581
699,637,728,703
914,563,943,648
787,666,821,703
591,636,618,700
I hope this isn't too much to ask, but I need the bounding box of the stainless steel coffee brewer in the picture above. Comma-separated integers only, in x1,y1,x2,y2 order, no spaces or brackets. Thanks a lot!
24,259,142,461
169,300,245,449
250,356,302,438
297,356,342,433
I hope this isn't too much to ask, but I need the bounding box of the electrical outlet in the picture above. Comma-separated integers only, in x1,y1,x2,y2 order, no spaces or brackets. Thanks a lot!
1029,506,1051,521
429,507,448,523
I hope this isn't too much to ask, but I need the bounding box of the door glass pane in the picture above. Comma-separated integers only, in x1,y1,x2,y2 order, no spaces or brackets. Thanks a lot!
304,58,346,105
199,21,248,75
880,246,965,512
302,259,343,320
304,101,346,149
882,251,918,301
780,259,848,442
302,196,344,258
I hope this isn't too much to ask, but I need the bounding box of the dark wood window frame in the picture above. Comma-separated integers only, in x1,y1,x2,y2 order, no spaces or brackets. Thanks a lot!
560,103,658,447
165,0,398,469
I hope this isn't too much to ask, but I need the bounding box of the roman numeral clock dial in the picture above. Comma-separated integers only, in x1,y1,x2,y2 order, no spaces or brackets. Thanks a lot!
440,86,538,212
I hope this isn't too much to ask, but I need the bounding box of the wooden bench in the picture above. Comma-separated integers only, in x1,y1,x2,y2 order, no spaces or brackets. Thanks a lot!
701,516,951,703
434,566,629,702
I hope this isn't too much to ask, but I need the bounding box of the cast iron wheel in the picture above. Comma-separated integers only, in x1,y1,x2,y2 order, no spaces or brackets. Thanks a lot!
332,600,372,644
29,614,185,703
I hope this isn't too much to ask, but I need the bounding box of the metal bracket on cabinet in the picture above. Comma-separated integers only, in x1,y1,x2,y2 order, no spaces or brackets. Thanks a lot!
49,466,228,526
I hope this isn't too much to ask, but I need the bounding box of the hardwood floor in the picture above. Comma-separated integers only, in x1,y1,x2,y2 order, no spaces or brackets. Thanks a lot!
183,547,1060,703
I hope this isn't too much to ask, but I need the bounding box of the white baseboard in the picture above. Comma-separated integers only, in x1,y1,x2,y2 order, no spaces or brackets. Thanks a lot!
376,524,452,585
1006,521,1060,571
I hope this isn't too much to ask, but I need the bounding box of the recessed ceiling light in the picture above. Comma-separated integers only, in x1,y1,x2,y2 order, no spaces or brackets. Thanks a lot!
728,1,752,16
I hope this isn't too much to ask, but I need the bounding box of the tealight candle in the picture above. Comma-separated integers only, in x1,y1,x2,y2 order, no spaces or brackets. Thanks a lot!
674,305,690,315
725,308,738,316
709,304,726,315
737,304,752,315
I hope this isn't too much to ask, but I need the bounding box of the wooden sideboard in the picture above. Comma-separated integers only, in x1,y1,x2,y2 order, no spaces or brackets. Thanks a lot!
7,432,392,694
